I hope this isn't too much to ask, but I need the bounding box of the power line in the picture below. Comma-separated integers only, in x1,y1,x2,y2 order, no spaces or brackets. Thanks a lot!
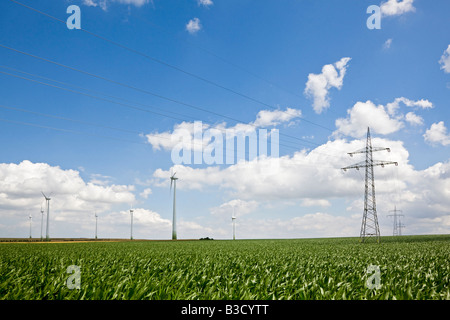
7,0,303,119
0,104,340,170
0,44,311,144
4,0,363,162
0,116,148,145
1,65,317,149
139,16,304,100
0,44,330,151
0,70,317,154
0,65,355,162
0,103,140,135
0,69,190,123
0,65,200,122
0,102,302,153
6,0,337,134
0,65,358,165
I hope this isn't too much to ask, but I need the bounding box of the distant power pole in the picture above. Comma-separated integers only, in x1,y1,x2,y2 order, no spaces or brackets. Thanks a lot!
398,218,405,236
388,206,405,236
342,127,398,243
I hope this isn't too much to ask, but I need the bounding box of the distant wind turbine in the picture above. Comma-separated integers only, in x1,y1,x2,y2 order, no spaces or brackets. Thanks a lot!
94,212,98,240
28,214,32,239
232,206,236,240
40,205,44,241
41,192,51,241
130,206,134,240
170,172,178,240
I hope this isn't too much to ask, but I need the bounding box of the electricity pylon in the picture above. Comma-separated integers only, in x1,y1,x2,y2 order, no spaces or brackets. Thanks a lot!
388,206,405,236
342,127,398,243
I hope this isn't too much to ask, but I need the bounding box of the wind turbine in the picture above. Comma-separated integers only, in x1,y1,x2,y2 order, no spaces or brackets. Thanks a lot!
232,206,236,240
40,205,44,241
28,214,32,239
41,192,51,241
130,206,134,240
170,172,178,240
94,212,98,240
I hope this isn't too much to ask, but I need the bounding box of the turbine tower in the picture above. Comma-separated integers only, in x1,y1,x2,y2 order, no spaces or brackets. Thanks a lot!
41,192,51,241
40,205,44,241
28,214,32,239
170,172,178,240
94,212,98,240
342,127,398,243
130,207,134,240
232,206,236,240
388,206,404,236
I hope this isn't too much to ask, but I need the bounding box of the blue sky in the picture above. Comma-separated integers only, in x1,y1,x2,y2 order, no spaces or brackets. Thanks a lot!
0,0,449,240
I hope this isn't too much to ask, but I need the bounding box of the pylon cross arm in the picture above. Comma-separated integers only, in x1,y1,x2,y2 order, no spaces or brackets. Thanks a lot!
341,160,398,171
347,147,391,156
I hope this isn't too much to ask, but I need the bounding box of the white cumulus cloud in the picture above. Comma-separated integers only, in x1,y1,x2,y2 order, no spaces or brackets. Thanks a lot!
0,160,135,216
404,112,424,126
335,100,404,138
144,107,302,153
335,97,432,138
383,38,393,50
424,121,450,146
198,0,213,7
304,57,351,114
139,188,152,199
82,0,150,11
439,45,450,73
380,0,416,17
186,17,202,34
210,199,259,218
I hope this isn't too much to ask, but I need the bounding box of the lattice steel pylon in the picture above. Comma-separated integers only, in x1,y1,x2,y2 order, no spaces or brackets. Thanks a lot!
387,206,404,236
342,127,398,243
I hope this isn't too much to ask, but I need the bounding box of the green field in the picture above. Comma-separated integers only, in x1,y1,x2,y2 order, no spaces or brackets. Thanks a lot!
1,235,449,300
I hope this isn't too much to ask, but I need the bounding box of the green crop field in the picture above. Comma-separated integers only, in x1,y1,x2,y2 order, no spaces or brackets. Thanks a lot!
1,235,449,300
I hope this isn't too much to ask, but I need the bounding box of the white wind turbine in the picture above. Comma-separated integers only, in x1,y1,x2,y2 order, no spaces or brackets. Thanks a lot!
40,204,44,241
170,172,178,240
28,214,32,239
41,191,51,241
130,206,134,240
232,206,236,240
94,212,98,240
